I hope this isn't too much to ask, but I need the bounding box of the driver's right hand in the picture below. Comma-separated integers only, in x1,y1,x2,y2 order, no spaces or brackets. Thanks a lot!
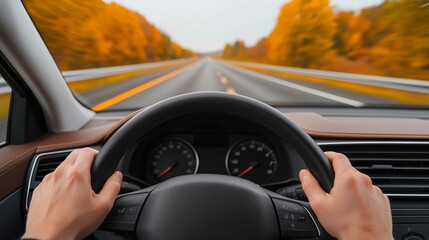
300,151,393,240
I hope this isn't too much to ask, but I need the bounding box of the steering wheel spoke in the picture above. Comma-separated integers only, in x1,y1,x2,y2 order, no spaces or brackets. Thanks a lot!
266,190,321,239
92,92,335,239
99,187,155,233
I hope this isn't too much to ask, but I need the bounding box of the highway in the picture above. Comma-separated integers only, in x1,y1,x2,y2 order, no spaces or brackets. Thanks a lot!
81,57,417,111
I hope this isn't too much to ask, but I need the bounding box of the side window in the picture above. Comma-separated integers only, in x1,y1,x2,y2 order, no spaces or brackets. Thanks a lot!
0,73,11,145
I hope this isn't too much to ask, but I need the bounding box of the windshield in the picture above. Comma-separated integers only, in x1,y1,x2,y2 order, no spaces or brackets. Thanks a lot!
23,0,429,111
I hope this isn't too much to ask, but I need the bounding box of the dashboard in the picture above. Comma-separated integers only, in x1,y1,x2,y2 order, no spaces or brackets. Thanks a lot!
113,109,429,239
123,112,302,189
19,108,429,240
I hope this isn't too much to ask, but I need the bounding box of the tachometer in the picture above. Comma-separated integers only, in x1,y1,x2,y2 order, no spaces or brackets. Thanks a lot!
147,139,199,182
226,139,277,183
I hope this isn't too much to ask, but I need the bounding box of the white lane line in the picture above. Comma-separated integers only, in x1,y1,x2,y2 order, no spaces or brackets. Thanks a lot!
220,76,228,85
226,87,237,94
216,70,222,77
226,64,365,107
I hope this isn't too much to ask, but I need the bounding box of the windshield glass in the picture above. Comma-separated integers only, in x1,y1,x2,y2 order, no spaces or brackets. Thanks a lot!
23,0,429,111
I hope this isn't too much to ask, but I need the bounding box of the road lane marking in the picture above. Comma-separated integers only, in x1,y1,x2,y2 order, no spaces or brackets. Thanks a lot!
91,61,201,111
224,63,365,107
216,70,222,77
226,87,237,94
220,76,228,85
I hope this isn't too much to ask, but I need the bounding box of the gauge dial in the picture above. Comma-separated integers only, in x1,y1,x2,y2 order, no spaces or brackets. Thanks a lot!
147,139,199,182
226,139,277,183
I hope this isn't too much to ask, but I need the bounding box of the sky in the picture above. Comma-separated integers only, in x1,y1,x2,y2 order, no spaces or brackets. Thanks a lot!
106,0,383,53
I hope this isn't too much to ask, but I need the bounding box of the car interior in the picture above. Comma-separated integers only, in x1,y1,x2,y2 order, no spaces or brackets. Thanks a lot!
0,0,428,239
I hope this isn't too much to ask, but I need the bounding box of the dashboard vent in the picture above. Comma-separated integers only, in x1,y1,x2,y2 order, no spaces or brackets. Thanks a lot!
26,151,72,210
34,152,69,181
34,156,65,182
319,142,429,195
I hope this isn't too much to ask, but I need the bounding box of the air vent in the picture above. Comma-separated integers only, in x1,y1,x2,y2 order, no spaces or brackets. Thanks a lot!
25,151,72,210
319,142,429,195
34,153,68,181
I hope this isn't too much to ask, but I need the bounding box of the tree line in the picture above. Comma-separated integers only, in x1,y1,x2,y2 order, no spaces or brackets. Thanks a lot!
222,0,429,80
24,0,195,71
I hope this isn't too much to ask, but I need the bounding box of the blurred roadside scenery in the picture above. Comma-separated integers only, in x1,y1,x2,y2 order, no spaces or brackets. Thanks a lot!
24,0,195,71
222,0,429,80
18,0,429,111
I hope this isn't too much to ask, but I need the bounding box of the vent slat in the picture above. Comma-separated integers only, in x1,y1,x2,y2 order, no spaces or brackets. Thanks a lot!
38,162,62,167
350,158,429,162
320,143,429,195
34,154,68,182
342,151,429,155
356,166,429,171
370,176,429,180
35,168,57,174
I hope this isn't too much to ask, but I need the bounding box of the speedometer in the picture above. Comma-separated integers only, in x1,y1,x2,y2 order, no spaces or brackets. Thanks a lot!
147,139,199,182
226,139,277,183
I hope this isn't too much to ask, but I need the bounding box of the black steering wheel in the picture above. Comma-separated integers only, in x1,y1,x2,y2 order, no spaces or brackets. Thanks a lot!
91,92,335,239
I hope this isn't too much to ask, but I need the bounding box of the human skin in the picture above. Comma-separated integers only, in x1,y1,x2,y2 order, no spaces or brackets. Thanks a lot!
23,148,122,240
23,149,393,239
300,151,393,240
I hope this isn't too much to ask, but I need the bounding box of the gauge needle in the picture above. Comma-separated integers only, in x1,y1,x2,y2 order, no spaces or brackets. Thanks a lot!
156,162,178,179
237,161,259,177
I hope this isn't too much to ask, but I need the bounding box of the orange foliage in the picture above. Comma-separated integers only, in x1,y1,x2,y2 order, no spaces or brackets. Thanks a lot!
222,0,429,80
24,0,195,71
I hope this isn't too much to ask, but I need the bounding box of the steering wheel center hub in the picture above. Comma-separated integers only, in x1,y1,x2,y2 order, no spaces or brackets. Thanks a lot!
136,174,279,240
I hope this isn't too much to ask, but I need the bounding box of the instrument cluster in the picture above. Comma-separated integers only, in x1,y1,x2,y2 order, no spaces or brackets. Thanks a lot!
136,134,290,186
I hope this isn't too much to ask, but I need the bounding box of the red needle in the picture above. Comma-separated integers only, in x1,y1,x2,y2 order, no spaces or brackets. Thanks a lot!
237,166,254,177
156,166,173,179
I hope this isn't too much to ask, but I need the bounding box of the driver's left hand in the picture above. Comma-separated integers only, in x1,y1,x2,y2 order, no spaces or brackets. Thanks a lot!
23,148,122,240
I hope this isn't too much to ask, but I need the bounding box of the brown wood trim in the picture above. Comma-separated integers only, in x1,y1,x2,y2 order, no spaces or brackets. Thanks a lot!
103,109,142,142
286,112,429,139
2,110,428,200
0,111,139,201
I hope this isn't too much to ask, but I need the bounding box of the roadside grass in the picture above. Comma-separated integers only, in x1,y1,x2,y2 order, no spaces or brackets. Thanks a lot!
68,63,185,94
238,65,429,106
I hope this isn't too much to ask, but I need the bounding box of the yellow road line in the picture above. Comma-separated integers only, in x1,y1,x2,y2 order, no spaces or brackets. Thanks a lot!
91,61,201,111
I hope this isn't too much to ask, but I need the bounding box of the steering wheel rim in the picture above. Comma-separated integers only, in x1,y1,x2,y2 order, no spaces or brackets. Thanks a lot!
91,91,334,193
92,92,335,239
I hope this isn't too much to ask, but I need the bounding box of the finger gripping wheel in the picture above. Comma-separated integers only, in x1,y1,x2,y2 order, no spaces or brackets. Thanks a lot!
91,92,334,239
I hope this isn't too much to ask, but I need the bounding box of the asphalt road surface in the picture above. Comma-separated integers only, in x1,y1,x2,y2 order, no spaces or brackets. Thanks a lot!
81,57,406,111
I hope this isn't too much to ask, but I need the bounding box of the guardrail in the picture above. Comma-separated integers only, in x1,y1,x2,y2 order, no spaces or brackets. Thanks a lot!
62,58,195,82
0,58,196,94
0,78,6,86
230,60,429,94
0,77,10,94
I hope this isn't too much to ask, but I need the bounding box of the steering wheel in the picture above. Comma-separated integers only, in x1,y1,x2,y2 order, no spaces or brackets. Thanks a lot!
91,92,335,239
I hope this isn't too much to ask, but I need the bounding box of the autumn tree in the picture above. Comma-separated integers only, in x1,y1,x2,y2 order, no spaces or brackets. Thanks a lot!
247,38,268,62
368,0,429,73
81,3,150,68
222,44,233,59
266,1,299,65
24,0,194,71
267,0,337,68
334,1,429,77
222,40,248,60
